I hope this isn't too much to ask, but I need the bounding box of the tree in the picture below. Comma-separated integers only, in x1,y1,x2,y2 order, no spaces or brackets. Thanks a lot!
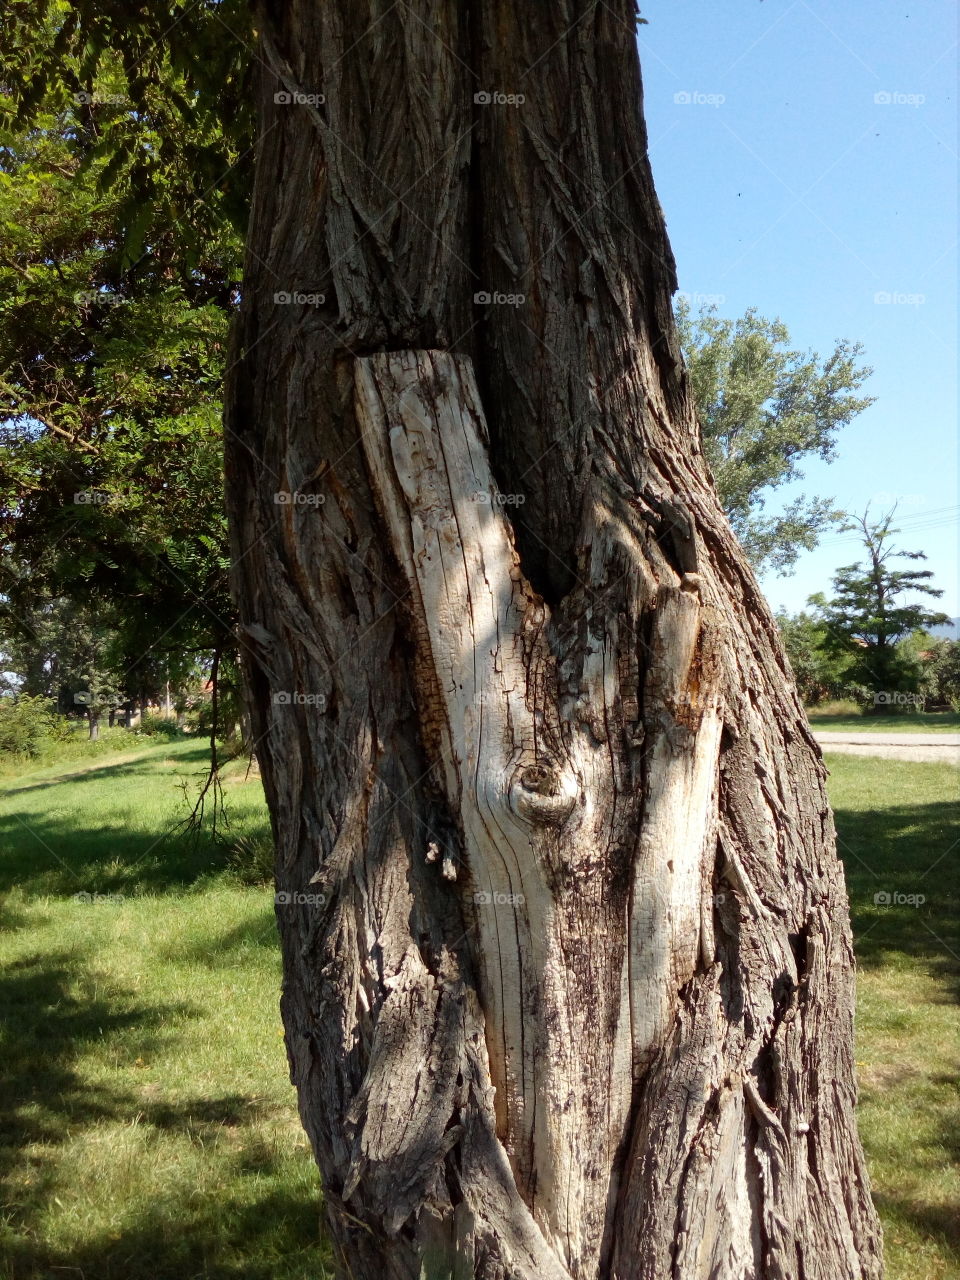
9,5,882,1276
922,638,960,710
0,693,69,757
775,610,853,705
0,593,76,700
0,49,243,732
811,508,949,706
677,301,874,575
218,7,882,1276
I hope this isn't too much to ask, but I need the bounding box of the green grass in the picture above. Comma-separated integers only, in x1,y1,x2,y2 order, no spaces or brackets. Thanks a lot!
0,721,187,781
828,753,960,1280
0,738,333,1279
0,737,956,1278
807,703,960,733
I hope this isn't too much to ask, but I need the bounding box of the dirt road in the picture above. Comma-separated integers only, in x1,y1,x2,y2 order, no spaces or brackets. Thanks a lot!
814,732,960,765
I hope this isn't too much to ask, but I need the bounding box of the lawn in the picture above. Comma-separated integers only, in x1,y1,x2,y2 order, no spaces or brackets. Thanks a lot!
0,736,956,1278
0,738,333,1279
828,753,959,1280
807,704,960,734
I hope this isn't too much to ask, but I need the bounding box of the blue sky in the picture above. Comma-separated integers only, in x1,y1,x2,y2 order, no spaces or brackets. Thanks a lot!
639,0,958,618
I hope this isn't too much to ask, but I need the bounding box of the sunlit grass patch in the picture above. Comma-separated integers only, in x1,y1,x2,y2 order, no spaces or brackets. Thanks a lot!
829,753,960,1280
0,740,331,1279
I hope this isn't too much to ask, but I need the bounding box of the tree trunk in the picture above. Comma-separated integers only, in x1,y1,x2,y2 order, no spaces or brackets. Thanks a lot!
224,4,882,1276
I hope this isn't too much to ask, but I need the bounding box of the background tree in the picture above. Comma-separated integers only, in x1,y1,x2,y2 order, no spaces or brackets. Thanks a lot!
0,693,70,757
811,507,949,705
0,57,243,730
0,595,125,734
677,300,874,574
775,609,854,705
0,593,76,699
921,638,960,710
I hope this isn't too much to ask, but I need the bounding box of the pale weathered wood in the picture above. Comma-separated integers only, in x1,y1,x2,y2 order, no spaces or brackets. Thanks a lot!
355,350,635,1269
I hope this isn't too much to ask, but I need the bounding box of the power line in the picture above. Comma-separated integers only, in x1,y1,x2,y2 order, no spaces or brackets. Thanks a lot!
817,507,959,548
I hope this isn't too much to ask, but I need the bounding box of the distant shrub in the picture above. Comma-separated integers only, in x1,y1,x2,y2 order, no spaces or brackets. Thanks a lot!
136,712,183,740
180,706,204,733
839,682,876,710
194,701,247,756
0,695,71,758
808,699,862,718
777,611,853,706
921,639,960,711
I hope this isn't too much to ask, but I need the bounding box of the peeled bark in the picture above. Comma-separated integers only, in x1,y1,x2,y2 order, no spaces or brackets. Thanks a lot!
224,3,882,1276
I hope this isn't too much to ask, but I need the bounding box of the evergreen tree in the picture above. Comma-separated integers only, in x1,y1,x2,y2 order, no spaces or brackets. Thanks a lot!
811,508,949,704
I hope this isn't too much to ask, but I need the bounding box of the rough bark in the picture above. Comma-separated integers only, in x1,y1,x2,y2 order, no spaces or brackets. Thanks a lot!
224,3,882,1276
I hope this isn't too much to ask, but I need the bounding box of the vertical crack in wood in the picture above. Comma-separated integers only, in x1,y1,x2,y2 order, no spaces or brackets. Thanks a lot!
355,349,731,1273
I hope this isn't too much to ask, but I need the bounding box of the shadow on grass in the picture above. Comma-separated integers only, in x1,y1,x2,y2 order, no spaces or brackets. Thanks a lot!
872,1190,960,1263
0,948,328,1280
870,1068,960,1264
0,947,191,1184
0,808,230,897
835,788,959,1264
0,1188,330,1280
0,744,211,796
172,906,280,968
835,797,959,989
0,745,272,900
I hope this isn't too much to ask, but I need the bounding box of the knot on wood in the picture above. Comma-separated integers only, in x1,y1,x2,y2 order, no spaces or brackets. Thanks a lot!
509,760,577,825
520,764,557,795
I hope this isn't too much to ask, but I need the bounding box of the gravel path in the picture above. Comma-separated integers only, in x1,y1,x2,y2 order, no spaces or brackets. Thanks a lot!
814,732,960,765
